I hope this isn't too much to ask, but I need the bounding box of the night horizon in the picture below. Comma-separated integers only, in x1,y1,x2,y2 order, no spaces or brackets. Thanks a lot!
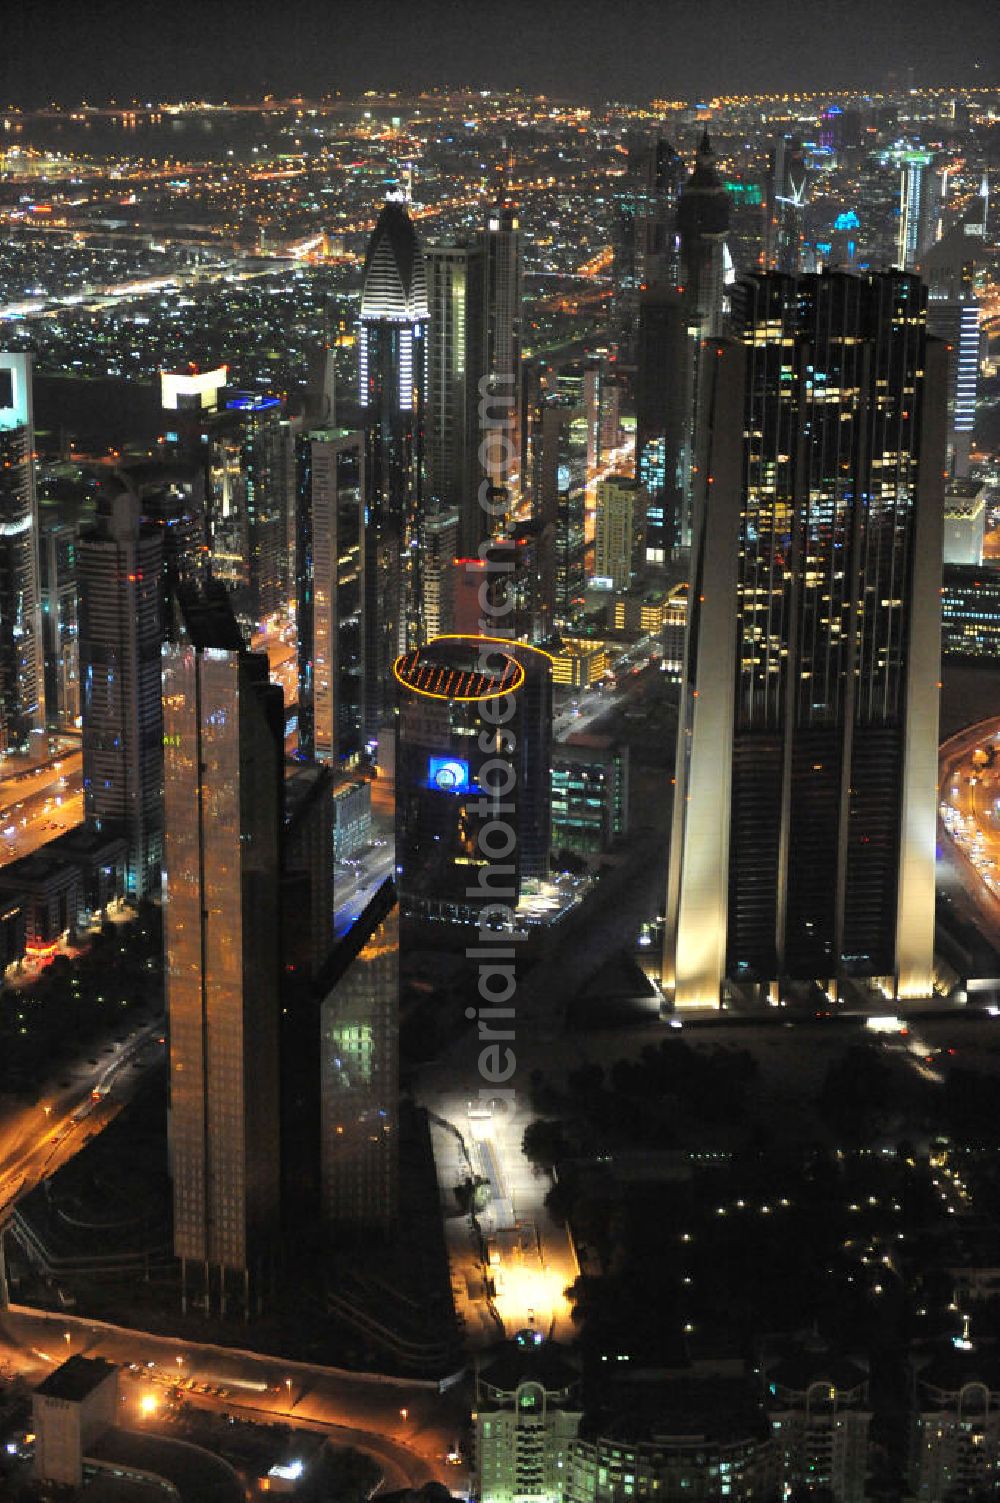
1,24,1000,1503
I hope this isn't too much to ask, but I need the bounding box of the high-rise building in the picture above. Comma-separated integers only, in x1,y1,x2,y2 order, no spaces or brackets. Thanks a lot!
922,224,981,478
317,878,398,1234
426,240,486,554
162,578,284,1316
664,271,946,1008
594,477,645,591
298,427,365,767
358,197,429,710
530,398,586,629
78,490,164,900
212,393,289,632
635,289,693,561
116,461,208,631
551,738,629,856
767,135,809,274
420,506,460,640
612,131,684,356
474,1339,582,1503
482,202,524,506
283,762,334,981
0,353,44,753
677,130,731,341
943,479,987,565
38,516,79,733
394,636,551,930
896,149,939,270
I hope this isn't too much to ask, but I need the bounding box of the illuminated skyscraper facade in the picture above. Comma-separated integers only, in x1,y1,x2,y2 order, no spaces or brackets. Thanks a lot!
612,131,684,356
635,289,693,561
426,240,486,554
359,198,429,722
78,490,163,900
482,202,524,506
0,353,44,753
665,271,946,1008
594,477,645,591
299,428,365,766
677,130,731,342
318,878,398,1234
163,580,283,1315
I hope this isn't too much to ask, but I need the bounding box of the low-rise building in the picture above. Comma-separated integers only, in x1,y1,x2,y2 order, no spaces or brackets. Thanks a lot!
33,1354,119,1487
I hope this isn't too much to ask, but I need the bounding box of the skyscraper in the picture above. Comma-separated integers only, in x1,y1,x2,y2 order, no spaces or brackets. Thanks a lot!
594,477,645,591
896,149,939,270
38,516,79,733
394,636,551,930
664,270,946,1008
78,490,163,900
162,579,284,1315
318,878,398,1234
299,427,365,767
677,130,731,341
530,398,587,629
482,202,524,506
922,224,982,478
767,135,809,275
0,353,44,753
358,197,429,711
426,240,486,554
212,393,289,633
420,506,460,640
612,131,684,356
634,289,692,561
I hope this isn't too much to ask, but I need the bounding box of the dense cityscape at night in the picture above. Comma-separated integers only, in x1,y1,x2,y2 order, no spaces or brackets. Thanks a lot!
0,2,1000,1499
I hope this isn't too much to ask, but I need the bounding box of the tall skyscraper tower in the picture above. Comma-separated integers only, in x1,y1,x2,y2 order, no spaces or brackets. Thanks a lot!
634,289,693,561
162,579,284,1316
482,202,524,508
612,131,684,355
922,225,981,478
0,353,44,753
358,197,429,716
426,240,486,554
896,150,938,270
303,428,365,767
664,271,946,1009
78,490,163,900
677,130,731,341
767,135,809,275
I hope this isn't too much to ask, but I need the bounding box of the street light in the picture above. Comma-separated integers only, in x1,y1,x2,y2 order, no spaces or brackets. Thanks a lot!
399,1407,408,1422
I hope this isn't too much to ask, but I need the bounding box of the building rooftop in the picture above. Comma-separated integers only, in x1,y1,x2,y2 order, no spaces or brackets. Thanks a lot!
35,1354,117,1403
477,1337,580,1400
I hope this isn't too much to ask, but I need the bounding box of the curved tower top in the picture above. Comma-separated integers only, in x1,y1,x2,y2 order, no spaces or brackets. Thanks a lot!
360,199,429,323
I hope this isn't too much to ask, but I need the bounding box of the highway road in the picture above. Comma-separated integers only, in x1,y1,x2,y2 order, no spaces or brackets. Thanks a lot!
0,746,83,865
0,1305,460,1494
0,1020,165,1229
938,716,1000,938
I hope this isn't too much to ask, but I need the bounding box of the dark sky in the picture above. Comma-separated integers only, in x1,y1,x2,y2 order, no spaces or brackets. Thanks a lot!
2,0,997,107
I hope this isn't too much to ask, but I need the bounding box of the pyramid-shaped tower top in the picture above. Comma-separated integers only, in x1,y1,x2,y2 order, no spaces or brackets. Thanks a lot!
360,199,429,323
